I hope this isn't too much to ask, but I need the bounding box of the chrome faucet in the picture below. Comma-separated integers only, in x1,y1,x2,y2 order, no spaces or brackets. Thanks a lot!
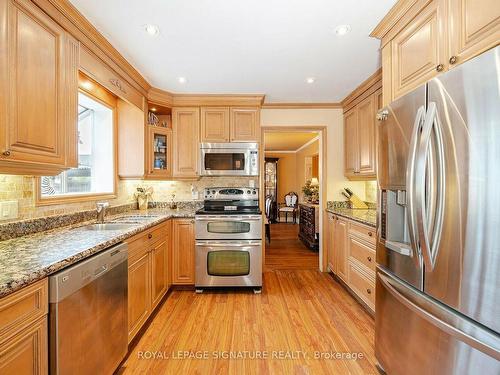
96,202,109,223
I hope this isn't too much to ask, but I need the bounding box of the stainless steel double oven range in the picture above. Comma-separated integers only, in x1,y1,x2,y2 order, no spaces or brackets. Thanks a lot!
195,187,262,293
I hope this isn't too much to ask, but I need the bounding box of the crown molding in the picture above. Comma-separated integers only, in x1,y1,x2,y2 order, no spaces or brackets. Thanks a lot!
370,0,418,40
262,102,342,109
147,87,174,107
264,135,319,154
171,94,266,107
341,68,382,112
295,135,320,152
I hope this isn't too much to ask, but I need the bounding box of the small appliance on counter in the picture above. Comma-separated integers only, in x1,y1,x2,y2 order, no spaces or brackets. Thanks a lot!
195,187,262,293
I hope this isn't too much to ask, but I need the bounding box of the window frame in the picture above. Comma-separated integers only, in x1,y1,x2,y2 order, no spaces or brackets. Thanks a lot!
35,77,118,206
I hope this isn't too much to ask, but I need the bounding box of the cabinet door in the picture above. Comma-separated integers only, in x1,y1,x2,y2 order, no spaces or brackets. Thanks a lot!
172,219,195,285
0,317,47,375
201,107,229,142
391,0,446,99
344,108,359,177
146,126,172,179
172,108,199,178
327,214,336,272
127,252,150,342
357,95,376,177
230,108,259,142
335,218,348,282
150,240,169,310
448,0,500,66
0,0,79,173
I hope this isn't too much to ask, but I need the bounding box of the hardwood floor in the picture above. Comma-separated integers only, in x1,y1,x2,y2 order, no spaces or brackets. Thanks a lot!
265,223,319,271
119,223,377,374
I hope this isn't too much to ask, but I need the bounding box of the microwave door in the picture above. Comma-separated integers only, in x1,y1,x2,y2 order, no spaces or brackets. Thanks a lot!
423,46,500,334
202,149,249,176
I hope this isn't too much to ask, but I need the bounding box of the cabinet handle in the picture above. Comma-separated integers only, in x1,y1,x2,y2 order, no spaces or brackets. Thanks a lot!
368,232,373,237
436,64,444,72
148,233,153,239
2,150,10,156
367,256,372,262
449,56,457,65
190,220,195,224
367,288,372,295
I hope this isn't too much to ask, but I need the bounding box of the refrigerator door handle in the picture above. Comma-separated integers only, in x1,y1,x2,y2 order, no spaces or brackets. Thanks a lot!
378,270,500,361
406,105,426,267
415,102,446,270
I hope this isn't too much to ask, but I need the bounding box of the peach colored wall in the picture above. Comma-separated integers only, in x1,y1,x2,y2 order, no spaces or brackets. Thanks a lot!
264,152,299,202
296,139,319,201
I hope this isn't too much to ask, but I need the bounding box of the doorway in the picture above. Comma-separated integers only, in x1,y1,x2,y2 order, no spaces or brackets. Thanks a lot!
260,126,327,272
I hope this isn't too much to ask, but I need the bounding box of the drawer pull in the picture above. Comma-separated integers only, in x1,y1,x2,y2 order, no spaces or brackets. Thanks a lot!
368,232,373,237
367,288,372,295
148,233,153,239
2,150,11,156
367,256,372,262
449,55,457,65
436,64,444,72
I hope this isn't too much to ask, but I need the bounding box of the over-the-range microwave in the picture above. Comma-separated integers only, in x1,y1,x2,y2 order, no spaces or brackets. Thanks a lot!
199,143,259,176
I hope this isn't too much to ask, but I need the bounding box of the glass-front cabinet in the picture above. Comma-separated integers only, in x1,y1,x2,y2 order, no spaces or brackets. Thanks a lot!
146,125,172,178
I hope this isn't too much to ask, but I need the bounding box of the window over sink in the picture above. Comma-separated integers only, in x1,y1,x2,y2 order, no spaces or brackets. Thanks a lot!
37,88,116,204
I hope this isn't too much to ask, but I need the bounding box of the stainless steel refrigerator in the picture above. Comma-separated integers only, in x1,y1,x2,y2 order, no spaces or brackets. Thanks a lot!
376,45,500,375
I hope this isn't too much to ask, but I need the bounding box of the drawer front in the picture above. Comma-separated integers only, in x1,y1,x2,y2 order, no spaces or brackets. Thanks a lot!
349,222,376,245
0,279,48,343
348,235,376,273
127,222,170,264
348,261,375,310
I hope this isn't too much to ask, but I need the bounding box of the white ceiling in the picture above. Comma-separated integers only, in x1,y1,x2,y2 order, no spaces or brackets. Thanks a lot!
70,0,396,103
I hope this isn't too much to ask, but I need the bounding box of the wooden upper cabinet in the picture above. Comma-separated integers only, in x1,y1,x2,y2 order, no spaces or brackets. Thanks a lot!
344,108,359,177
230,108,259,142
391,0,445,99
448,0,500,67
0,0,79,175
357,95,376,176
172,219,195,285
201,107,230,142
146,126,172,179
172,107,199,178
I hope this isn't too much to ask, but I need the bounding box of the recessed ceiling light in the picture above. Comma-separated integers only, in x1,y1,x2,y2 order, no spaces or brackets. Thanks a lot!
335,24,351,36
151,107,157,112
144,24,160,36
306,77,315,84
178,77,187,84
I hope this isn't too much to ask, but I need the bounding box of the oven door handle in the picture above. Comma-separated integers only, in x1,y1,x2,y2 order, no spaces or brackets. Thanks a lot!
196,241,261,247
195,216,262,221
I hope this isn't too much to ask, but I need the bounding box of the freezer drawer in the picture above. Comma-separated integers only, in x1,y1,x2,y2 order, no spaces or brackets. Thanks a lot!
375,267,500,375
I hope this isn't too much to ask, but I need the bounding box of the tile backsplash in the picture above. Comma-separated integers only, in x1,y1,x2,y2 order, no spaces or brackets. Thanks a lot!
0,175,256,222
364,181,377,203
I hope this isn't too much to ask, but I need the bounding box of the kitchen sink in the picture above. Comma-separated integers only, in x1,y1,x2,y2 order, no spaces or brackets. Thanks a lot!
80,223,140,231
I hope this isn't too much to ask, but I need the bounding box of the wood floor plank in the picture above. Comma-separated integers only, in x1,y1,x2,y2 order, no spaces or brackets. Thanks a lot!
120,224,376,375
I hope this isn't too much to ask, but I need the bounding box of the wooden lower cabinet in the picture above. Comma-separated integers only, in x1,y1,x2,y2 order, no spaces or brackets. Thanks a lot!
172,219,195,285
0,317,47,375
0,279,48,375
326,212,376,312
127,221,170,343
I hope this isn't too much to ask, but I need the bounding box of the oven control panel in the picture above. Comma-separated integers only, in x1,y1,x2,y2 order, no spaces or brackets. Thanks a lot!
204,187,258,200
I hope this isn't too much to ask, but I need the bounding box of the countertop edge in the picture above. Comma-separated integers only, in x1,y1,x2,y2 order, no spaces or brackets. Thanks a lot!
325,208,377,228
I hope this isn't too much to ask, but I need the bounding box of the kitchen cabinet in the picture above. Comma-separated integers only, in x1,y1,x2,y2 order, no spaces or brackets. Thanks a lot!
335,217,348,282
172,108,200,178
126,222,170,342
0,0,79,175
344,93,377,179
230,108,260,142
201,107,230,142
146,125,173,179
172,219,195,285
391,0,445,99
448,0,500,67
0,279,48,374
373,0,500,104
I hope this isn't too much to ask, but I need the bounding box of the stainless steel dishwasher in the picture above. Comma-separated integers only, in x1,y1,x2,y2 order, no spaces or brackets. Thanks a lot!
49,242,128,374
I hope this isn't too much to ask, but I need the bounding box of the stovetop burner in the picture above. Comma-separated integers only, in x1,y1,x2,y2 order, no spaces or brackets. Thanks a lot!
196,187,261,216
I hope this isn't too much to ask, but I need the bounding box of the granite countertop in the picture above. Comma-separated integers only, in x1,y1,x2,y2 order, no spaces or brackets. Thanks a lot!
0,208,196,298
326,207,377,227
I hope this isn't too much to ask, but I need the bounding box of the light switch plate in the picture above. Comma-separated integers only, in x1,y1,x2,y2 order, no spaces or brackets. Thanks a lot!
0,201,18,220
